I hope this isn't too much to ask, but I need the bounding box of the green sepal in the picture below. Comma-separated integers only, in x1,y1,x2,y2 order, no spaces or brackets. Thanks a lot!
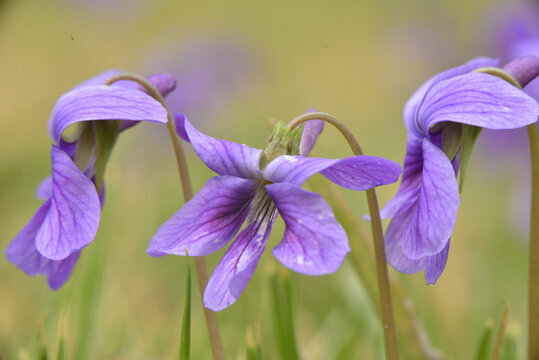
459,125,482,193
259,121,304,169
73,123,96,171
474,320,494,360
440,122,462,161
179,253,191,360
94,121,120,193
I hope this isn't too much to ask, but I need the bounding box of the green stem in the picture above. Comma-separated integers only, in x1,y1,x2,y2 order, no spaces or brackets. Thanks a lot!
474,67,539,360
104,73,225,360
287,112,399,360
314,182,442,360
528,122,539,360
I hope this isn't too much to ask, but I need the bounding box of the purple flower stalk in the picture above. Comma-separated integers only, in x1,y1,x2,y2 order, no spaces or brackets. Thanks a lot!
381,57,539,284
5,70,172,289
148,116,402,311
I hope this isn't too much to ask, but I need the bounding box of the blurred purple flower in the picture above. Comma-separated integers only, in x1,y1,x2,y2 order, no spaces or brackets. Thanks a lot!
478,3,539,235
147,117,401,311
381,58,539,284
141,36,257,129
5,71,171,289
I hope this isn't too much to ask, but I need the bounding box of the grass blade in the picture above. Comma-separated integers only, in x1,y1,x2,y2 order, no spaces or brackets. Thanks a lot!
179,256,191,360
270,268,300,360
475,320,494,360
246,326,262,360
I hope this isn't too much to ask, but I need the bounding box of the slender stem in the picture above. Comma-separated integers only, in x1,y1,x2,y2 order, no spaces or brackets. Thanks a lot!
490,303,509,360
475,67,539,360
105,73,225,360
528,122,539,360
104,74,193,200
287,112,399,360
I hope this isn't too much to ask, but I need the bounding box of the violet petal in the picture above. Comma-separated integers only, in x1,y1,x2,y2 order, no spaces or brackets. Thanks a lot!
184,118,262,179
203,196,277,311
424,241,450,284
35,176,52,200
35,146,101,260
140,73,177,98
50,85,168,143
418,72,539,133
397,139,459,259
379,135,424,219
320,155,401,191
263,155,338,186
5,200,81,290
147,176,255,257
266,183,350,275
385,195,426,275
384,192,449,284
299,108,324,156
405,57,499,136
174,113,190,142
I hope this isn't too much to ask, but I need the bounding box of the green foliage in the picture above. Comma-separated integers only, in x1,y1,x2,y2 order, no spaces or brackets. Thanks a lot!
474,321,493,360
245,327,262,360
459,125,482,193
270,269,300,360
94,121,119,193
179,257,191,360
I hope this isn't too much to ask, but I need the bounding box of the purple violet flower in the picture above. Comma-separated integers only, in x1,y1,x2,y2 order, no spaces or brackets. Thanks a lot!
381,57,539,284
148,116,402,311
5,70,172,289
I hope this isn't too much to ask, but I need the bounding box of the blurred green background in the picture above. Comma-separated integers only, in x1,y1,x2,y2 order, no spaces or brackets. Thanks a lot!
0,0,531,358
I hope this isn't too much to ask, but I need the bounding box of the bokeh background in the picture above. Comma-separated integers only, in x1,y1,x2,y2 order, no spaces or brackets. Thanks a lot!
0,0,535,358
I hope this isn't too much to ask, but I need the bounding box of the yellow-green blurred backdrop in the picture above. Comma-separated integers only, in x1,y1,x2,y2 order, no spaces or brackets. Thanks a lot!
0,0,530,359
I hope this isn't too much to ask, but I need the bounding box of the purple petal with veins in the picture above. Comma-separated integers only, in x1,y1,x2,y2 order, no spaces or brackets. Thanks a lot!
320,155,401,191
49,85,168,143
405,57,498,137
418,72,539,133
147,176,255,257
184,118,262,179
35,146,101,260
394,139,459,259
5,200,80,290
380,135,425,219
203,191,277,311
267,183,349,275
263,155,338,186
384,191,450,284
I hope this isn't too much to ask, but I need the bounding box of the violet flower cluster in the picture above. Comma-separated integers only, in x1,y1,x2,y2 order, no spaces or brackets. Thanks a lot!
381,57,539,283
148,116,402,310
5,71,173,289
6,55,539,313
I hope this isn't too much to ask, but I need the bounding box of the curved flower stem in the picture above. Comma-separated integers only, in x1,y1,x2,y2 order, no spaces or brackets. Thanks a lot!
287,112,399,360
528,122,539,360
475,66,539,360
104,74,225,360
